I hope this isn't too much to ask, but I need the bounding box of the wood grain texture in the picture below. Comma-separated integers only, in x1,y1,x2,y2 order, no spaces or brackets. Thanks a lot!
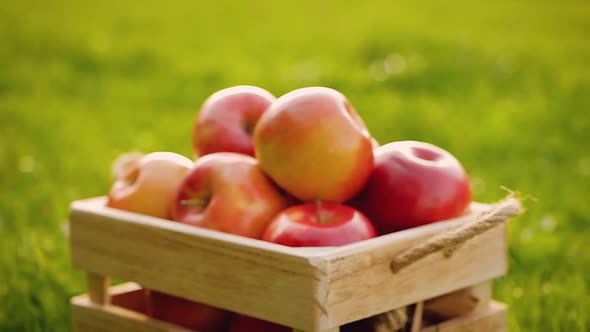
70,198,324,331
87,272,110,305
421,301,506,332
71,295,192,332
424,281,492,321
73,282,343,332
72,282,506,332
70,198,509,331
317,217,507,327
411,301,424,332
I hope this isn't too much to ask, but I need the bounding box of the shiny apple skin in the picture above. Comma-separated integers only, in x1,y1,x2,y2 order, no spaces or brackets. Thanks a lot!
254,87,374,203
107,152,194,219
193,85,276,157
149,291,231,332
228,315,291,332
351,141,472,234
171,152,290,239
262,202,376,247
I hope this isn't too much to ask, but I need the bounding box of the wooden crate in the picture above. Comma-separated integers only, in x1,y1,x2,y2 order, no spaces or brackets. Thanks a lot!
72,282,506,332
70,197,512,332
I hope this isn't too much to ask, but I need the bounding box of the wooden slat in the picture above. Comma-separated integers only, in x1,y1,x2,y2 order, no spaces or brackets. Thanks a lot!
421,301,506,332
108,282,144,296
71,295,192,332
411,301,424,332
72,283,506,332
87,272,110,305
317,215,507,328
70,197,324,331
424,281,492,320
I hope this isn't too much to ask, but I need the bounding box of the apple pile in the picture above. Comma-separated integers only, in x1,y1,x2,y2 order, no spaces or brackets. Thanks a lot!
105,85,472,331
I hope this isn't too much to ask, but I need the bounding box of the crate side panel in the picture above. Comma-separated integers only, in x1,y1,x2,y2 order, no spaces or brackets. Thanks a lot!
71,298,192,332
421,301,507,332
323,224,507,327
423,281,492,320
70,205,320,330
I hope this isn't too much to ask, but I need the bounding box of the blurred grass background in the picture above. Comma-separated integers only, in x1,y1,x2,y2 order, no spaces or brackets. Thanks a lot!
1,0,589,330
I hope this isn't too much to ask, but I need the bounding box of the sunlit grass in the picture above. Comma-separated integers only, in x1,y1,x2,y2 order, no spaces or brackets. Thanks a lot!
1,0,589,330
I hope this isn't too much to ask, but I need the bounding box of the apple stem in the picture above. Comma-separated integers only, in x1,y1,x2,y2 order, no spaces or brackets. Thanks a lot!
180,198,206,207
244,120,256,135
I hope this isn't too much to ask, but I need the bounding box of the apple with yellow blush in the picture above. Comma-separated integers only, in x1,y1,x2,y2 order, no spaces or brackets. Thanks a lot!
107,152,193,219
254,87,374,203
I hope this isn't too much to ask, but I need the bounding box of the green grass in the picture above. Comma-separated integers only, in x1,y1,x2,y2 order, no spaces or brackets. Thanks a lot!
1,0,589,330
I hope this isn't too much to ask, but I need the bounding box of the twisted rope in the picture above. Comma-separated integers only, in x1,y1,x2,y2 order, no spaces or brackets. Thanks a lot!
390,195,523,273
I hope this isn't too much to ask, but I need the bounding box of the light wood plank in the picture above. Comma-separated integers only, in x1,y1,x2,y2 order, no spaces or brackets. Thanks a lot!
411,301,424,332
424,281,492,320
421,301,506,332
72,283,505,332
109,282,143,296
87,272,110,305
71,295,192,332
70,198,324,331
70,198,506,331
71,282,143,305
318,222,506,328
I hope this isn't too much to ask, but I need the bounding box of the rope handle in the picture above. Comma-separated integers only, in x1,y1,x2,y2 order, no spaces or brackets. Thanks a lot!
390,195,523,273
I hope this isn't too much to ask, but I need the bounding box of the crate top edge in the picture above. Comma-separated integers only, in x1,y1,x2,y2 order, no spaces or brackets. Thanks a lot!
320,201,492,261
70,196,331,260
70,196,491,263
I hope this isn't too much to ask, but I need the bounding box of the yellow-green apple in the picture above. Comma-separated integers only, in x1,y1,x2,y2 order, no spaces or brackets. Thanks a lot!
170,152,290,239
193,85,276,157
149,291,231,332
262,202,376,247
351,141,472,234
253,87,374,202
107,152,194,219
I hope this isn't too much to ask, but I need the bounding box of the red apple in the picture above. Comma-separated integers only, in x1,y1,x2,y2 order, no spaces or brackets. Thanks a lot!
254,87,374,203
228,314,372,332
107,152,194,219
149,291,231,332
171,152,290,239
193,85,276,157
263,202,376,247
341,318,375,332
228,315,291,332
351,141,472,234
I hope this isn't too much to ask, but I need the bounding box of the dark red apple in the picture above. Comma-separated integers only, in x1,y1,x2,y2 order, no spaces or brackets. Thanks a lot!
171,152,290,239
351,140,472,234
263,202,376,247
193,85,275,157
149,291,231,332
228,315,291,332
228,313,376,332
